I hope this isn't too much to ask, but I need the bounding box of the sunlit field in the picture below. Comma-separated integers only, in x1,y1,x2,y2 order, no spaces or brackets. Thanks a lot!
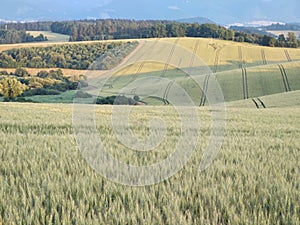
0,102,299,224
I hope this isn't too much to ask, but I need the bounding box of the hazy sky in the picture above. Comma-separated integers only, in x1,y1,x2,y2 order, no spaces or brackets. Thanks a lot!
0,0,299,24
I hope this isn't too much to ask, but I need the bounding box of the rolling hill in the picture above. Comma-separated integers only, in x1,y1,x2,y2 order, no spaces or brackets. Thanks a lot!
84,38,300,106
1,37,300,106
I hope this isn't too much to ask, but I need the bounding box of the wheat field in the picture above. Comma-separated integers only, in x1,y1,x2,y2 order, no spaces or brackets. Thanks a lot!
0,102,299,224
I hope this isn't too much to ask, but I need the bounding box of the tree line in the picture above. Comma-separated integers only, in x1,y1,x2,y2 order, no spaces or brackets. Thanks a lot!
0,29,48,44
1,19,299,48
0,41,138,70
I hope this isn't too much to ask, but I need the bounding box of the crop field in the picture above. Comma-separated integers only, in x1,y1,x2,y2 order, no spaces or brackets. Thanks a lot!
0,37,299,106
226,90,300,108
95,61,300,104
0,102,299,224
26,31,70,42
91,38,299,105
164,38,300,72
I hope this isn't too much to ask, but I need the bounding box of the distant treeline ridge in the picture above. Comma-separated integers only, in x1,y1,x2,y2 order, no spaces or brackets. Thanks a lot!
1,19,299,47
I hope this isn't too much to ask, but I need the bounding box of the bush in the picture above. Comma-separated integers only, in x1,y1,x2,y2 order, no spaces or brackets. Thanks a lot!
22,88,61,96
96,95,137,105
0,70,8,75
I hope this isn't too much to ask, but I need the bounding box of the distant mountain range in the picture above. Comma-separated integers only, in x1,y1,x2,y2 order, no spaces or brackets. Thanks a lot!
175,17,216,25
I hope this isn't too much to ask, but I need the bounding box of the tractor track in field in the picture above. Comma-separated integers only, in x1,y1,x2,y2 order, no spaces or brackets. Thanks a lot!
162,80,175,105
161,38,179,77
185,40,200,77
284,49,292,62
190,40,200,67
252,98,266,108
278,64,291,92
199,73,211,106
118,39,161,93
261,49,267,65
238,46,243,68
257,97,266,108
213,48,221,73
110,39,150,83
241,67,249,99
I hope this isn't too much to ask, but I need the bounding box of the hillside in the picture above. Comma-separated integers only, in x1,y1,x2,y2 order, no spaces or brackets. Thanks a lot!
90,38,300,105
1,37,300,105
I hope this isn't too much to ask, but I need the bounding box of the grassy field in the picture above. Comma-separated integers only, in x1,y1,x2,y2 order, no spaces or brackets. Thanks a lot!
26,31,70,42
227,90,300,108
0,102,299,224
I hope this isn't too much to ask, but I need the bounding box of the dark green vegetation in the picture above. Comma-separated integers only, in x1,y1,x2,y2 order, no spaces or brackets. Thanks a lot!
96,95,141,105
0,29,48,44
2,19,299,47
0,41,138,69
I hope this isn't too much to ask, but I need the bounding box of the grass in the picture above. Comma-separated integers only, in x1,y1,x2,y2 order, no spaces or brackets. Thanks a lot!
0,102,299,224
227,90,300,108
23,90,77,103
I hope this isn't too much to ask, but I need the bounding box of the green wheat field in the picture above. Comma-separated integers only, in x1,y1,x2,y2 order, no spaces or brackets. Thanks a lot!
0,102,299,224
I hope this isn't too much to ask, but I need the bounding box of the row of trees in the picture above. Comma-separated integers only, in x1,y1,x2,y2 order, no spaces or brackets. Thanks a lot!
2,19,298,48
0,22,52,31
274,33,299,48
0,29,48,44
0,41,138,69
61,21,300,48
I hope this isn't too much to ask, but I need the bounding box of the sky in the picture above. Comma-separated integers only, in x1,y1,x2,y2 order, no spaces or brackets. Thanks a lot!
0,0,299,25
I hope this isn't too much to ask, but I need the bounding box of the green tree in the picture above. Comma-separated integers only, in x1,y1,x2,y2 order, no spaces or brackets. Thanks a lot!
15,67,29,77
0,77,27,100
278,34,285,42
287,32,297,43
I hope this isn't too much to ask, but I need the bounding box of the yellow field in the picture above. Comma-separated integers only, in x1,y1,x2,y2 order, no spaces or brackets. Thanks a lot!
26,31,69,42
